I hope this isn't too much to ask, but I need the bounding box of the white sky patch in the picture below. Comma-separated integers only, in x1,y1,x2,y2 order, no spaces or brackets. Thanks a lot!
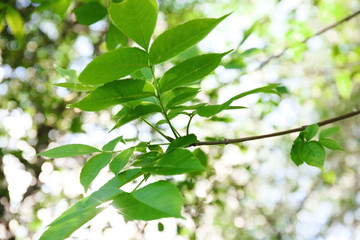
73,36,94,57
2,108,33,139
39,20,59,41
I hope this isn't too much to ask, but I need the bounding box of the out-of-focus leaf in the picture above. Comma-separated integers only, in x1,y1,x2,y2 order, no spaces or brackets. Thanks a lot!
79,47,148,85
70,79,155,111
109,0,158,50
149,13,231,64
112,181,183,220
52,83,96,91
38,144,100,158
53,0,71,17
5,7,24,41
54,65,77,82
336,71,353,99
102,136,125,152
109,147,135,174
80,153,113,192
74,2,107,25
319,138,343,150
106,23,128,50
159,52,230,93
299,141,325,168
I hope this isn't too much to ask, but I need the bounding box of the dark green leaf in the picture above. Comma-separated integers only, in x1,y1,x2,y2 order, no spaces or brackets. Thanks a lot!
74,2,107,25
159,52,230,93
106,23,128,50
38,144,100,158
111,104,161,130
143,149,205,175
79,48,148,85
109,147,135,174
70,79,155,111
161,87,200,109
158,222,164,231
193,148,208,167
132,151,162,167
166,134,198,153
299,141,325,168
319,138,343,150
197,84,279,117
149,13,230,64
39,169,142,240
148,145,163,153
304,124,319,141
80,153,113,192
102,136,125,151
290,138,304,166
319,127,340,139
109,0,158,50
112,181,183,220
5,7,24,41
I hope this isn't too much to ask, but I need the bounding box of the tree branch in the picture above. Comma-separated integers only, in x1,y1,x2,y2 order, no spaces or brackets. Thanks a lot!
257,9,360,69
190,110,360,146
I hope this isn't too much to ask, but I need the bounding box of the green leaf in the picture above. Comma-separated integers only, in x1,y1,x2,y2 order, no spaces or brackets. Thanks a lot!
70,79,155,111
54,65,77,82
336,71,353,99
109,0,158,50
38,144,100,158
319,138,343,150
299,141,326,168
149,13,231,64
102,136,125,151
79,48,148,85
106,23,128,50
161,87,200,110
166,134,198,153
52,83,96,91
132,151,162,167
319,127,340,139
74,2,107,25
143,149,205,175
52,0,71,17
290,137,304,166
238,20,259,47
197,84,279,117
111,104,161,130
304,124,319,141
80,153,113,193
112,181,183,220
159,52,230,93
109,147,135,174
193,148,208,167
39,169,142,240
130,67,153,81
5,7,24,41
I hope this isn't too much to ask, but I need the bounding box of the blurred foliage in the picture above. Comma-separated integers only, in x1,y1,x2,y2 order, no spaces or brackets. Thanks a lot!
0,0,359,239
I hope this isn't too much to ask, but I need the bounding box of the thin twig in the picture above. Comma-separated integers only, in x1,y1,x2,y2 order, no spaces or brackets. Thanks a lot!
257,9,360,69
190,110,360,146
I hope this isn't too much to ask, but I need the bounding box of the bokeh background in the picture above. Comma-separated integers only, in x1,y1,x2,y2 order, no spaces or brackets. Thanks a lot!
0,0,360,239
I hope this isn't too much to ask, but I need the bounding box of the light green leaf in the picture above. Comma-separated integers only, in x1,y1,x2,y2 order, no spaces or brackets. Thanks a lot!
161,87,200,110
102,136,125,152
79,48,148,85
143,149,205,175
39,169,142,240
5,7,24,41
304,124,319,141
319,138,343,150
52,83,96,92
38,144,100,158
54,65,77,82
149,13,230,64
106,23,128,50
111,104,161,130
319,127,340,139
197,84,279,117
336,71,352,99
166,134,198,153
132,151,162,167
299,141,325,168
109,147,135,174
159,51,230,93
112,181,183,220
290,137,304,166
74,2,107,25
80,153,113,193
53,0,71,17
70,79,155,111
109,0,158,50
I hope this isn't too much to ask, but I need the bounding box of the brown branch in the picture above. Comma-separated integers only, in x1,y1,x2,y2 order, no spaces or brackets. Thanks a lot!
191,110,360,146
257,9,360,69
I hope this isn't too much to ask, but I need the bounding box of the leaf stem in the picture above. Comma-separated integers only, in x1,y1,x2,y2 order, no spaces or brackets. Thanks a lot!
186,114,195,135
141,117,174,142
132,174,150,192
